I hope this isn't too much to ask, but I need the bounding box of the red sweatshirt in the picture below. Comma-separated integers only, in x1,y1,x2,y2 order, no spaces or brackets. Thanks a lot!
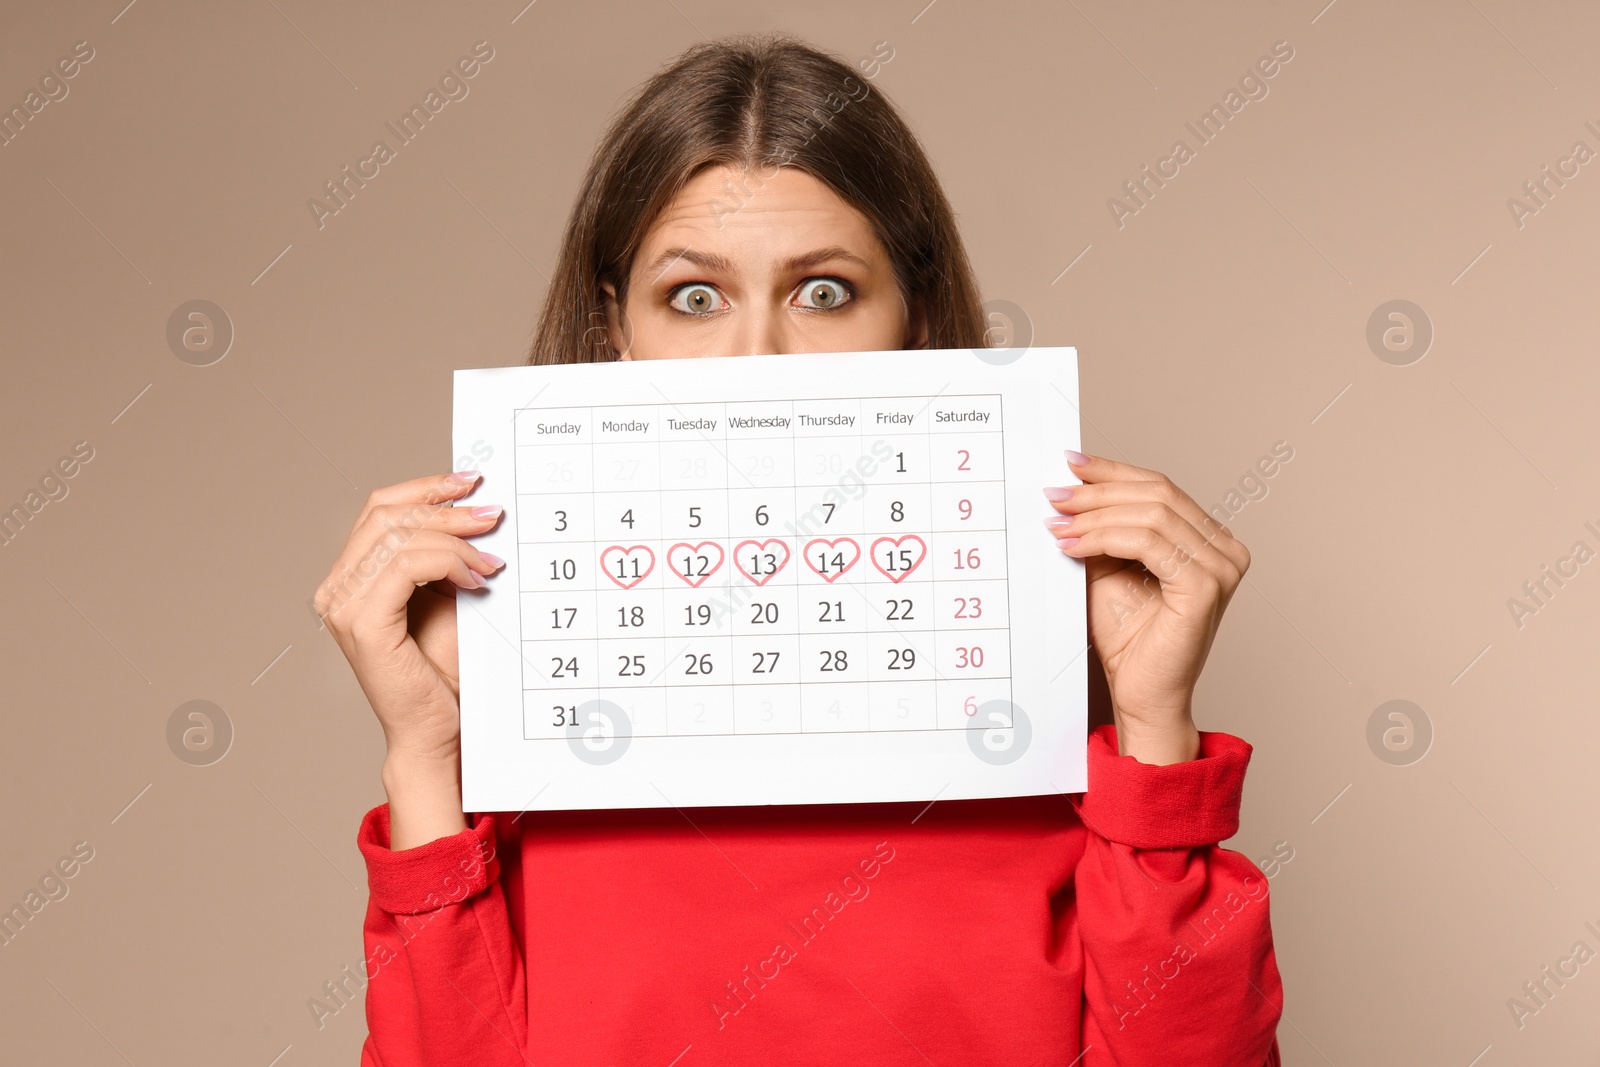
354,724,1284,1065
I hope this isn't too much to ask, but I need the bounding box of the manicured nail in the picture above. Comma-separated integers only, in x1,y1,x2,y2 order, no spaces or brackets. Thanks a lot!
1057,537,1081,550
470,505,503,520
459,570,486,589
449,470,481,485
479,551,506,570
1064,450,1089,466
1043,486,1074,502
1043,515,1073,532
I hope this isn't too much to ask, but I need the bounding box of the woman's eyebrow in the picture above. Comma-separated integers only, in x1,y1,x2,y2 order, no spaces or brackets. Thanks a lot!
778,246,872,272
641,245,872,281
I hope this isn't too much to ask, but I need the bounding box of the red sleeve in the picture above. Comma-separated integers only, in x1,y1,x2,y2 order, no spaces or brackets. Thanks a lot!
1070,724,1284,1066
355,804,527,1066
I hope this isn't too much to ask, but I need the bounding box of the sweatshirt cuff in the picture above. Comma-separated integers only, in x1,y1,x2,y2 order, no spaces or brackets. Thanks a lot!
357,803,500,915
1070,723,1252,849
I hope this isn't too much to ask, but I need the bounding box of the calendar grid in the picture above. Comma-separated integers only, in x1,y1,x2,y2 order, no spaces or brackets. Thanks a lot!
513,393,1014,740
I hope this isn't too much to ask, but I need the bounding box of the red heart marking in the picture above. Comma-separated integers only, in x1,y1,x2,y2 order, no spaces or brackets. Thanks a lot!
802,537,861,583
600,544,655,589
667,541,725,588
733,538,791,586
869,534,927,583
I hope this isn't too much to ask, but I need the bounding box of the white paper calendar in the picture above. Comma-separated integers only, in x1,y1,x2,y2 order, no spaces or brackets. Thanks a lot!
452,346,1086,812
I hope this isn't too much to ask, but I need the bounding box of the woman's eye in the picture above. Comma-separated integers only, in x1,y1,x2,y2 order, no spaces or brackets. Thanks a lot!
795,277,852,310
668,284,722,315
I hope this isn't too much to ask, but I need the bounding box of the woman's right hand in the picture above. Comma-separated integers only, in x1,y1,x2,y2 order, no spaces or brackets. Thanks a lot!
314,472,505,845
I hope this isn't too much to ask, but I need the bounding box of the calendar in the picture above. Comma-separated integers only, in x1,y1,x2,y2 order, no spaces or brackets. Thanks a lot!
453,347,1086,812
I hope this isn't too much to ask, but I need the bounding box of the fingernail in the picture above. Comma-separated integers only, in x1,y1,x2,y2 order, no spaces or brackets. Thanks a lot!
460,571,486,589
1043,515,1073,532
449,470,481,485
1064,450,1089,466
1057,537,1081,549
1043,486,1074,502
470,505,503,520
479,551,506,570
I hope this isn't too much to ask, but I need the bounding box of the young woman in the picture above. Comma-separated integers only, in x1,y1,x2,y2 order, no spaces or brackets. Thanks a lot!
317,33,1283,1066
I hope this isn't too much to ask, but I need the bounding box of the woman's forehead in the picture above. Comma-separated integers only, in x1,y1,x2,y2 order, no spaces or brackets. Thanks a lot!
638,164,885,267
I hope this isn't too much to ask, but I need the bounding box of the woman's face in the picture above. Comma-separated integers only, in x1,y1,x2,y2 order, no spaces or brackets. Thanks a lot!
605,164,927,360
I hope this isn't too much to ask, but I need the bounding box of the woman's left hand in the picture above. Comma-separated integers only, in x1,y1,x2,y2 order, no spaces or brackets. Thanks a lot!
1044,451,1251,765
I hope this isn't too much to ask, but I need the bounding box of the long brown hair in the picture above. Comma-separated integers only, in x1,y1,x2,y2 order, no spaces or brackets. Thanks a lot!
527,32,986,365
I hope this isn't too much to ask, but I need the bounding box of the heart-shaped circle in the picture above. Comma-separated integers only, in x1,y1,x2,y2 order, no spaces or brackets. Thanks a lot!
600,544,655,589
733,538,791,586
667,541,725,588
869,534,927,583
802,537,861,583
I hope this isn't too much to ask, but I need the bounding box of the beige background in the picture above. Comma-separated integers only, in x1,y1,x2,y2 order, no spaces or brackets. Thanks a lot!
2,0,1597,1062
